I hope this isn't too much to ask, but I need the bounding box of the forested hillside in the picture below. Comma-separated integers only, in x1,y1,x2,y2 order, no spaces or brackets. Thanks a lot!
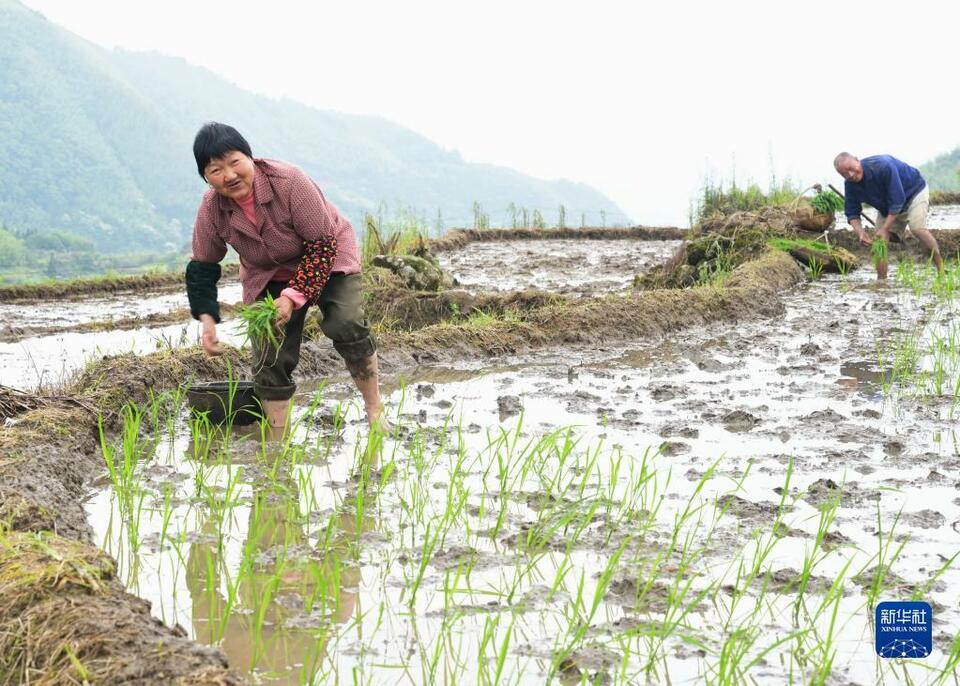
0,0,628,258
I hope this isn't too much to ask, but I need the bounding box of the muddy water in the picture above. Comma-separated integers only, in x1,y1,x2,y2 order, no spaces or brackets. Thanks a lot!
438,239,681,294
85,261,960,684
0,317,246,390
0,281,243,390
837,203,960,230
0,281,242,330
929,204,960,228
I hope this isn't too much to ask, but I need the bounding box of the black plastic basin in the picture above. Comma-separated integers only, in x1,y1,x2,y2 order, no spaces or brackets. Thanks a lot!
185,381,262,425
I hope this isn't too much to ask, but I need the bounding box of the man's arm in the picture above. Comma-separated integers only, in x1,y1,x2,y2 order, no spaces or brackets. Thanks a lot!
848,217,873,245
843,180,861,225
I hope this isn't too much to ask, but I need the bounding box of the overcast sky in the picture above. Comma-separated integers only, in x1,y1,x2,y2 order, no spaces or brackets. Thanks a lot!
21,0,960,225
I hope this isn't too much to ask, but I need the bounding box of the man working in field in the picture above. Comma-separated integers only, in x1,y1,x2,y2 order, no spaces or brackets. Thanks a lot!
833,152,943,279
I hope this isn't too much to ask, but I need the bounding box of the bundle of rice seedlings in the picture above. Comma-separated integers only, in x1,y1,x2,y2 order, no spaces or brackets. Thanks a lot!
236,293,282,349
810,190,844,214
871,237,889,266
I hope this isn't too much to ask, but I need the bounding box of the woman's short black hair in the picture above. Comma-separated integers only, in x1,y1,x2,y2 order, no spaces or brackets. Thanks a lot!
193,122,253,178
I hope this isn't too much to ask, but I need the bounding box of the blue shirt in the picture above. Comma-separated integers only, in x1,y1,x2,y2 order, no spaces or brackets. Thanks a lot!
844,155,926,219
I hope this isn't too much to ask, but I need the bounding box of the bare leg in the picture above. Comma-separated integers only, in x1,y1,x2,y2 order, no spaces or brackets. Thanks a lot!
910,227,944,272
261,399,291,441
345,352,391,432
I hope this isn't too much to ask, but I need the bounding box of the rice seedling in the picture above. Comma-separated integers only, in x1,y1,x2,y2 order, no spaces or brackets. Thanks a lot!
808,257,824,280
85,353,960,686
236,292,282,350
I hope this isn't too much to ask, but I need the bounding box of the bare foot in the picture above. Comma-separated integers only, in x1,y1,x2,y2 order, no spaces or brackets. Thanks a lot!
366,403,393,434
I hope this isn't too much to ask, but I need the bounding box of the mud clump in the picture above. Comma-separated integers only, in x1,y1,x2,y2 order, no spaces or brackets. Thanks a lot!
660,422,699,439
370,253,455,291
0,531,240,685
721,409,761,433
658,441,690,457
802,478,875,508
901,509,946,530
497,395,523,420
799,408,847,427
605,578,678,614
759,568,835,595
719,494,781,522
650,384,682,401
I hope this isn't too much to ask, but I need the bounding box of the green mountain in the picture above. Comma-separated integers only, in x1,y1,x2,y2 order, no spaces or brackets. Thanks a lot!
0,0,629,252
921,147,960,191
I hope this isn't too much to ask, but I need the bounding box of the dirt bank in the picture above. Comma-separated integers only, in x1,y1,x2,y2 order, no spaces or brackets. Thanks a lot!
828,228,960,259
0,264,241,303
930,191,960,206
429,226,687,253
363,265,565,330
0,531,239,685
371,249,804,367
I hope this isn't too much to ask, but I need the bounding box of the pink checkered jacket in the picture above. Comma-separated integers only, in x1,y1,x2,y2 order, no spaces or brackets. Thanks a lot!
191,158,361,304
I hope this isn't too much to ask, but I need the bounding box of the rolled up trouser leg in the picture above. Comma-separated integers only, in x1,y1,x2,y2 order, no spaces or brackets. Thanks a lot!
318,273,377,363
252,281,310,401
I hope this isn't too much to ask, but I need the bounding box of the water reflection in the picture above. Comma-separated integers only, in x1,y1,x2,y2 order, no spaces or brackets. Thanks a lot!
837,360,891,398
186,452,375,683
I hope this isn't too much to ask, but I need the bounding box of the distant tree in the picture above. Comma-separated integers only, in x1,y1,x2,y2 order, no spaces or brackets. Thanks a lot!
0,226,26,267
532,210,546,230
472,202,489,230
26,231,95,252
558,204,567,229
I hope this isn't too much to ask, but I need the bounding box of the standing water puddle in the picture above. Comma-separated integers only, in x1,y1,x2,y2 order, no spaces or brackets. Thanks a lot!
85,262,960,684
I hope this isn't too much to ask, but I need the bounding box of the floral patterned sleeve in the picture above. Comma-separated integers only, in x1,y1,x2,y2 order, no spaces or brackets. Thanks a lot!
288,235,338,304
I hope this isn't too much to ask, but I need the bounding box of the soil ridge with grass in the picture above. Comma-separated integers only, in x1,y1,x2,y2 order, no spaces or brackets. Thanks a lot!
930,192,960,206
0,264,241,303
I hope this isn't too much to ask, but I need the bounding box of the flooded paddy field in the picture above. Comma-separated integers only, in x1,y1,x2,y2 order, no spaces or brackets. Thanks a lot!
0,236,678,390
0,281,243,389
0,281,242,331
438,239,681,295
84,256,960,683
